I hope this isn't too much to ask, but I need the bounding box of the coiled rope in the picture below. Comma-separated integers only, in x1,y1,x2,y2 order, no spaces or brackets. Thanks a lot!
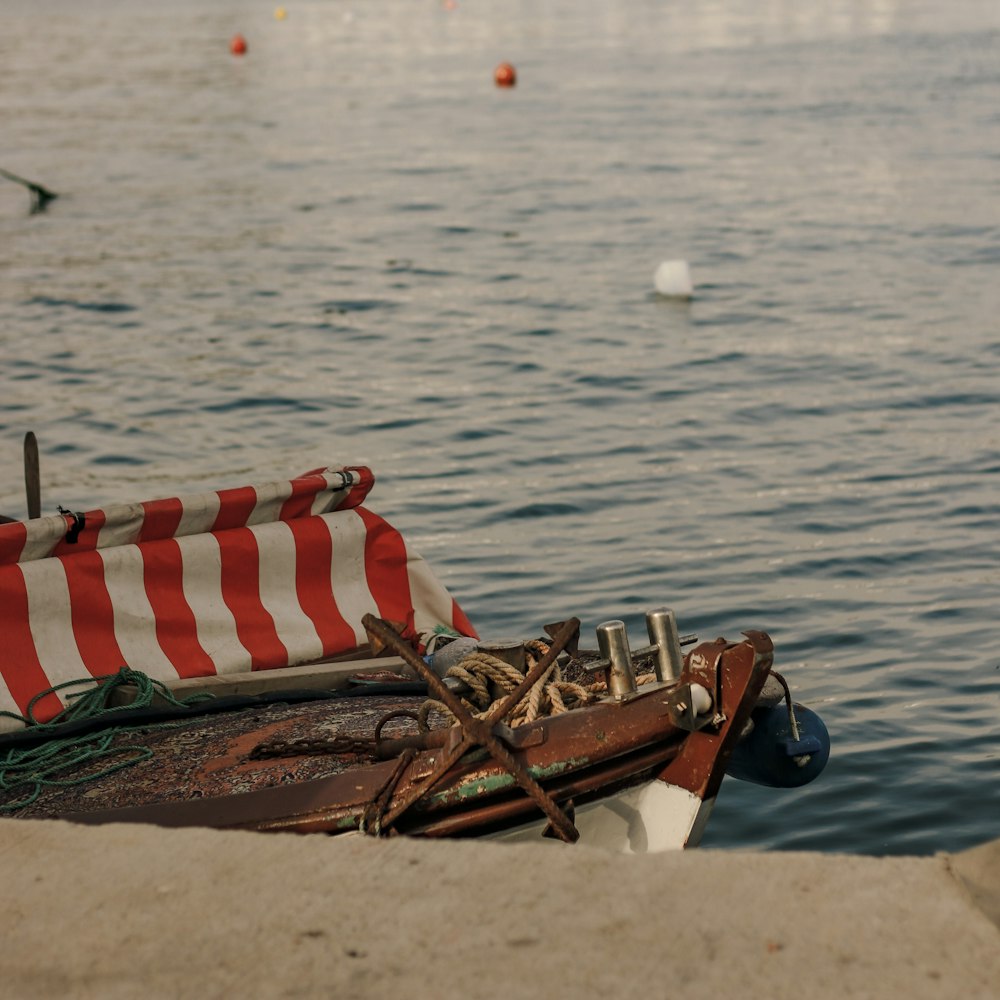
0,667,214,812
418,641,600,731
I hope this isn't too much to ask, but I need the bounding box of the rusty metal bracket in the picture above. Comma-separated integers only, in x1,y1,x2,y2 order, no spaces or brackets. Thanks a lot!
440,720,546,756
359,749,417,836
542,620,581,656
492,722,546,750
664,683,716,732
361,614,582,843
685,638,733,726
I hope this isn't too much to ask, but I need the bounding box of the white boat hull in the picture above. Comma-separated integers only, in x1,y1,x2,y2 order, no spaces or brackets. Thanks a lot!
486,779,716,853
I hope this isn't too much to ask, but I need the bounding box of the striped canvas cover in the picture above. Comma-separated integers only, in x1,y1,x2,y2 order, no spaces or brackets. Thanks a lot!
0,465,477,732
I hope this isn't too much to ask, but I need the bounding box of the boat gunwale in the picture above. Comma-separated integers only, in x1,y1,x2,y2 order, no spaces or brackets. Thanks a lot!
56,633,772,839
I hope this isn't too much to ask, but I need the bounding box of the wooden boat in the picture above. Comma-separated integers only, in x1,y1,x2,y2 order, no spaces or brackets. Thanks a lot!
0,461,829,851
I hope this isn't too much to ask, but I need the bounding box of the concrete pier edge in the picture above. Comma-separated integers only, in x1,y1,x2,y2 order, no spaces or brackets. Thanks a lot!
1,817,998,999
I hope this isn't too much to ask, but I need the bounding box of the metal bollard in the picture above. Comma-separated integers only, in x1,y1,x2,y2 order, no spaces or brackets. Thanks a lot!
596,620,637,700
478,639,527,673
645,607,684,683
477,640,527,702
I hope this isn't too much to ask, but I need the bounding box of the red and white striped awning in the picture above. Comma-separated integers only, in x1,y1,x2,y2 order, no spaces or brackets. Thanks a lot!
0,466,477,730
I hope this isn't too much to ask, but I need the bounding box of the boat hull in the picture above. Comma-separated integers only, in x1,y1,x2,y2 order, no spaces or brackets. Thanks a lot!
486,780,716,852
45,632,772,852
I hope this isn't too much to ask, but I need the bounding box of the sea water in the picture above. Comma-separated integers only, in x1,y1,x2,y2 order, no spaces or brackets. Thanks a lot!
1,0,998,855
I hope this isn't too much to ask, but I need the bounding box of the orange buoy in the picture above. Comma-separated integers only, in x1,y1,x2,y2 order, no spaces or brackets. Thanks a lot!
230,33,247,56
494,62,516,88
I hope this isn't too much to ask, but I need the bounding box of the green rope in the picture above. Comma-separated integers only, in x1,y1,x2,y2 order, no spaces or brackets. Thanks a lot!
0,667,215,812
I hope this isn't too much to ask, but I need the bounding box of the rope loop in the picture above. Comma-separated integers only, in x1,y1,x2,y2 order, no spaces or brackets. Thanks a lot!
1,666,214,733
419,641,599,731
0,667,215,812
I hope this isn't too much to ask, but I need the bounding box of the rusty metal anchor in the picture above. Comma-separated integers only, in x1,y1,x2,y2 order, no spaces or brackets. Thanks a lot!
360,614,582,843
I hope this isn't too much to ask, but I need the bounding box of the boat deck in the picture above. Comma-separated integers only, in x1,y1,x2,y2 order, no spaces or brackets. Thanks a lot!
2,688,434,819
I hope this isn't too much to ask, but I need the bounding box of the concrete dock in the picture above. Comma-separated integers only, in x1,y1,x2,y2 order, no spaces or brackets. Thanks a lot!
1,818,998,999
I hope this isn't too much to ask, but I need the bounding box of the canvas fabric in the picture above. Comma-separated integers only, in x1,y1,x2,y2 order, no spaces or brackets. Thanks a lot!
0,466,477,731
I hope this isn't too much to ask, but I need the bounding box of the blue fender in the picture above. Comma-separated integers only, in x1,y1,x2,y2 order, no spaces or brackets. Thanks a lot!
726,703,830,788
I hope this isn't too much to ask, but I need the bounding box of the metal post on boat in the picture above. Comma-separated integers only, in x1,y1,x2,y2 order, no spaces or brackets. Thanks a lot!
478,639,527,673
596,620,637,699
477,640,528,701
645,607,684,683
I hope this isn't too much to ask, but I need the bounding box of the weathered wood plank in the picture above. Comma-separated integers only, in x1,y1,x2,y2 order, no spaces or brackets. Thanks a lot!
108,655,413,706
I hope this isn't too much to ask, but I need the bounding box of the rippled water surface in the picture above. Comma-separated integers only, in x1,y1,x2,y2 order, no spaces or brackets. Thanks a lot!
2,0,999,854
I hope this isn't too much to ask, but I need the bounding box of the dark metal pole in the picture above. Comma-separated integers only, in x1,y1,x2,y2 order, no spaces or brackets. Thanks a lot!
23,432,40,519
0,167,58,213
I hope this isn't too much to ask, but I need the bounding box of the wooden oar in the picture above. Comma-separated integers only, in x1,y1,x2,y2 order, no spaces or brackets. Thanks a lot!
24,432,40,519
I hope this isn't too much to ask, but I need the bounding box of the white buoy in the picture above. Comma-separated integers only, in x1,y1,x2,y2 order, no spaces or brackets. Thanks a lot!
653,260,693,299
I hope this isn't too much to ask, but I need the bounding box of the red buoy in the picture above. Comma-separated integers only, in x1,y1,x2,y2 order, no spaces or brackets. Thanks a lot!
494,62,516,88
230,34,247,56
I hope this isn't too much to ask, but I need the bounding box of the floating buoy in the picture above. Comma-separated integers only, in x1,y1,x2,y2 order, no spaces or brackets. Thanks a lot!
274,6,287,19
726,703,831,788
653,260,693,299
442,0,457,8
230,33,247,56
494,62,516,88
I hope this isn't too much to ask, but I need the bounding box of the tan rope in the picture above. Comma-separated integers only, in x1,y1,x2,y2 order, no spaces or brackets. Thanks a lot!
419,642,602,731
584,671,656,695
